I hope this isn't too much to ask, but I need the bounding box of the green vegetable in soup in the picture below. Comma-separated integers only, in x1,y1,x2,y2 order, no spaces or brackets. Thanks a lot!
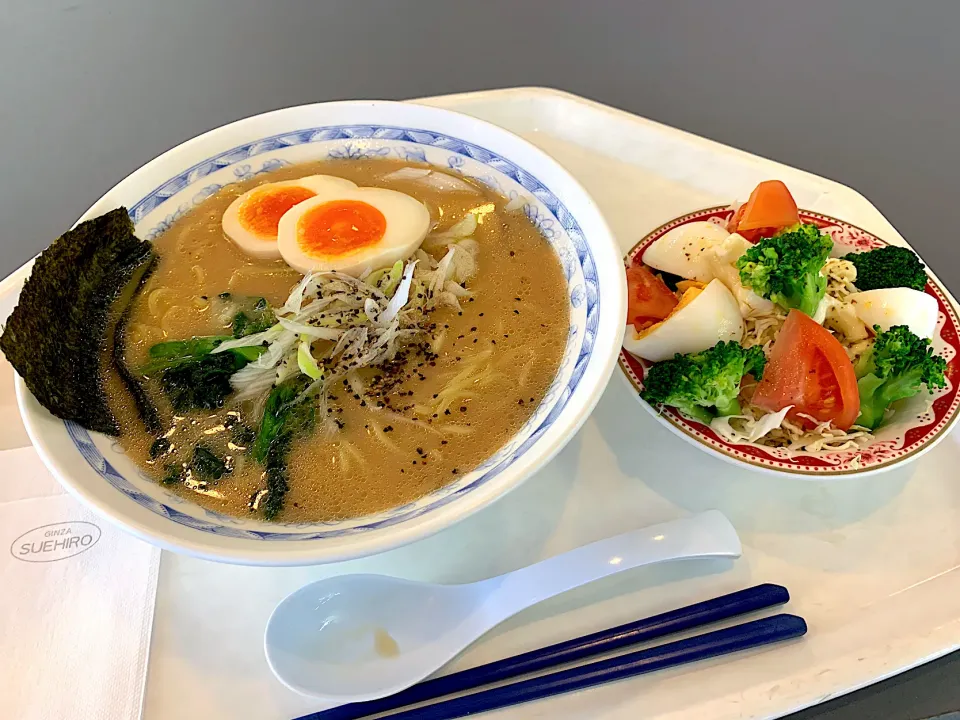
253,375,315,519
142,336,266,374
159,444,230,486
142,334,269,412
191,445,229,481
366,260,404,297
158,351,250,412
231,296,274,338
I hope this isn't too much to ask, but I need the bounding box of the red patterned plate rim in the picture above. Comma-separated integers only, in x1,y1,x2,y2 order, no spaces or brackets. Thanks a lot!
618,207,960,477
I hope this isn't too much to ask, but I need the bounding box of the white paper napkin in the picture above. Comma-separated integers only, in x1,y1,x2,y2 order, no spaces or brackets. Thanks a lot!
0,447,160,720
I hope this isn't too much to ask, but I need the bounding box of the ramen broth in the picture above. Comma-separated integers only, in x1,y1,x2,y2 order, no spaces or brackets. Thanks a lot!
105,158,569,522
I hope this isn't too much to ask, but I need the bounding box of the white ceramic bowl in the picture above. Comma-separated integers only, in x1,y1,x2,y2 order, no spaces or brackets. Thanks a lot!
16,101,625,565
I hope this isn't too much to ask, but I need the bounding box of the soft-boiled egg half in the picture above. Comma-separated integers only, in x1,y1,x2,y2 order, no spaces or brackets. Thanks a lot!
623,279,744,362
222,175,358,259
277,186,430,277
641,221,730,282
848,287,939,339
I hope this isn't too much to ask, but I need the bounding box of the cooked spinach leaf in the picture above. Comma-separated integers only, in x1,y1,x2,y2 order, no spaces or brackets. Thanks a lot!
191,445,229,481
143,335,268,412
252,376,315,519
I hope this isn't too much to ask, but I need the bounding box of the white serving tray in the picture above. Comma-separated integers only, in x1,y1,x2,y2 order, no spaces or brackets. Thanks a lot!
5,88,960,720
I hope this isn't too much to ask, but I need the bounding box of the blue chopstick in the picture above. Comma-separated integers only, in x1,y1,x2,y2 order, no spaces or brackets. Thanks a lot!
351,614,806,720
298,583,789,720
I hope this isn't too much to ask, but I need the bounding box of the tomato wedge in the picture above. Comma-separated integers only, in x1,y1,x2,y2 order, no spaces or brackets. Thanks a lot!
626,265,678,332
727,180,800,243
753,309,860,430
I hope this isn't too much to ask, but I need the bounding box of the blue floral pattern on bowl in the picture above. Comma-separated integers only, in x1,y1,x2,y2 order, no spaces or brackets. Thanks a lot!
71,125,599,540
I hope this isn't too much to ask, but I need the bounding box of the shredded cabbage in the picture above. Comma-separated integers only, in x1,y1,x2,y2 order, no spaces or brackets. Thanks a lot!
277,317,343,340
711,406,793,443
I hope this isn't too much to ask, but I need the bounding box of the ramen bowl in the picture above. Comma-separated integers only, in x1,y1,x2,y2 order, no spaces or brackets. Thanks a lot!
16,100,625,565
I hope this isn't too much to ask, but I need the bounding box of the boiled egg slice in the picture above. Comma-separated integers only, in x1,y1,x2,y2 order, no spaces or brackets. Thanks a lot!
848,287,938,339
277,186,430,277
623,279,744,362
222,175,358,259
706,232,776,316
641,221,730,282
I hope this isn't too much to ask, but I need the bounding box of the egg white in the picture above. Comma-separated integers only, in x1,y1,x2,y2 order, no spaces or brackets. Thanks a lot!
641,221,730,282
277,186,430,277
222,175,358,259
623,279,744,362
848,287,939,339
706,233,776,316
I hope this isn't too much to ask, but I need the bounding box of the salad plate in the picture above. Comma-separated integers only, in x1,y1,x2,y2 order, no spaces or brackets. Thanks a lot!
619,204,960,477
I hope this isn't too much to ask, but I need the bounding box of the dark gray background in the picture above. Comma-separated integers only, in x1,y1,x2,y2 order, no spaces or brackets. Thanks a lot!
4,1,957,717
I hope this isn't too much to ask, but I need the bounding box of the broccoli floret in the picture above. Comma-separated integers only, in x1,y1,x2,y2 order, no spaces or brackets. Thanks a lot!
842,246,927,292
854,325,947,429
641,341,767,424
736,223,833,316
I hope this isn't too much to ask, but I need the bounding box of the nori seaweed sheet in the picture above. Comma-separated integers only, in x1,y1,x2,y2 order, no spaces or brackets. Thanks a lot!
0,208,156,435
112,252,161,433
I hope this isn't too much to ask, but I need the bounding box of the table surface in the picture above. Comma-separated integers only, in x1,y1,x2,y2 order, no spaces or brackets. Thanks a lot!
5,2,959,718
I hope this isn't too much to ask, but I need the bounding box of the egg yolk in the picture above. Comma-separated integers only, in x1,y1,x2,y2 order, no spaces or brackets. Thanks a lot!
239,186,317,239
635,284,705,339
297,200,387,257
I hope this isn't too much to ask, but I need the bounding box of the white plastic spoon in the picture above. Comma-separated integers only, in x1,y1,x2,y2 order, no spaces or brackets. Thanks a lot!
264,509,741,702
